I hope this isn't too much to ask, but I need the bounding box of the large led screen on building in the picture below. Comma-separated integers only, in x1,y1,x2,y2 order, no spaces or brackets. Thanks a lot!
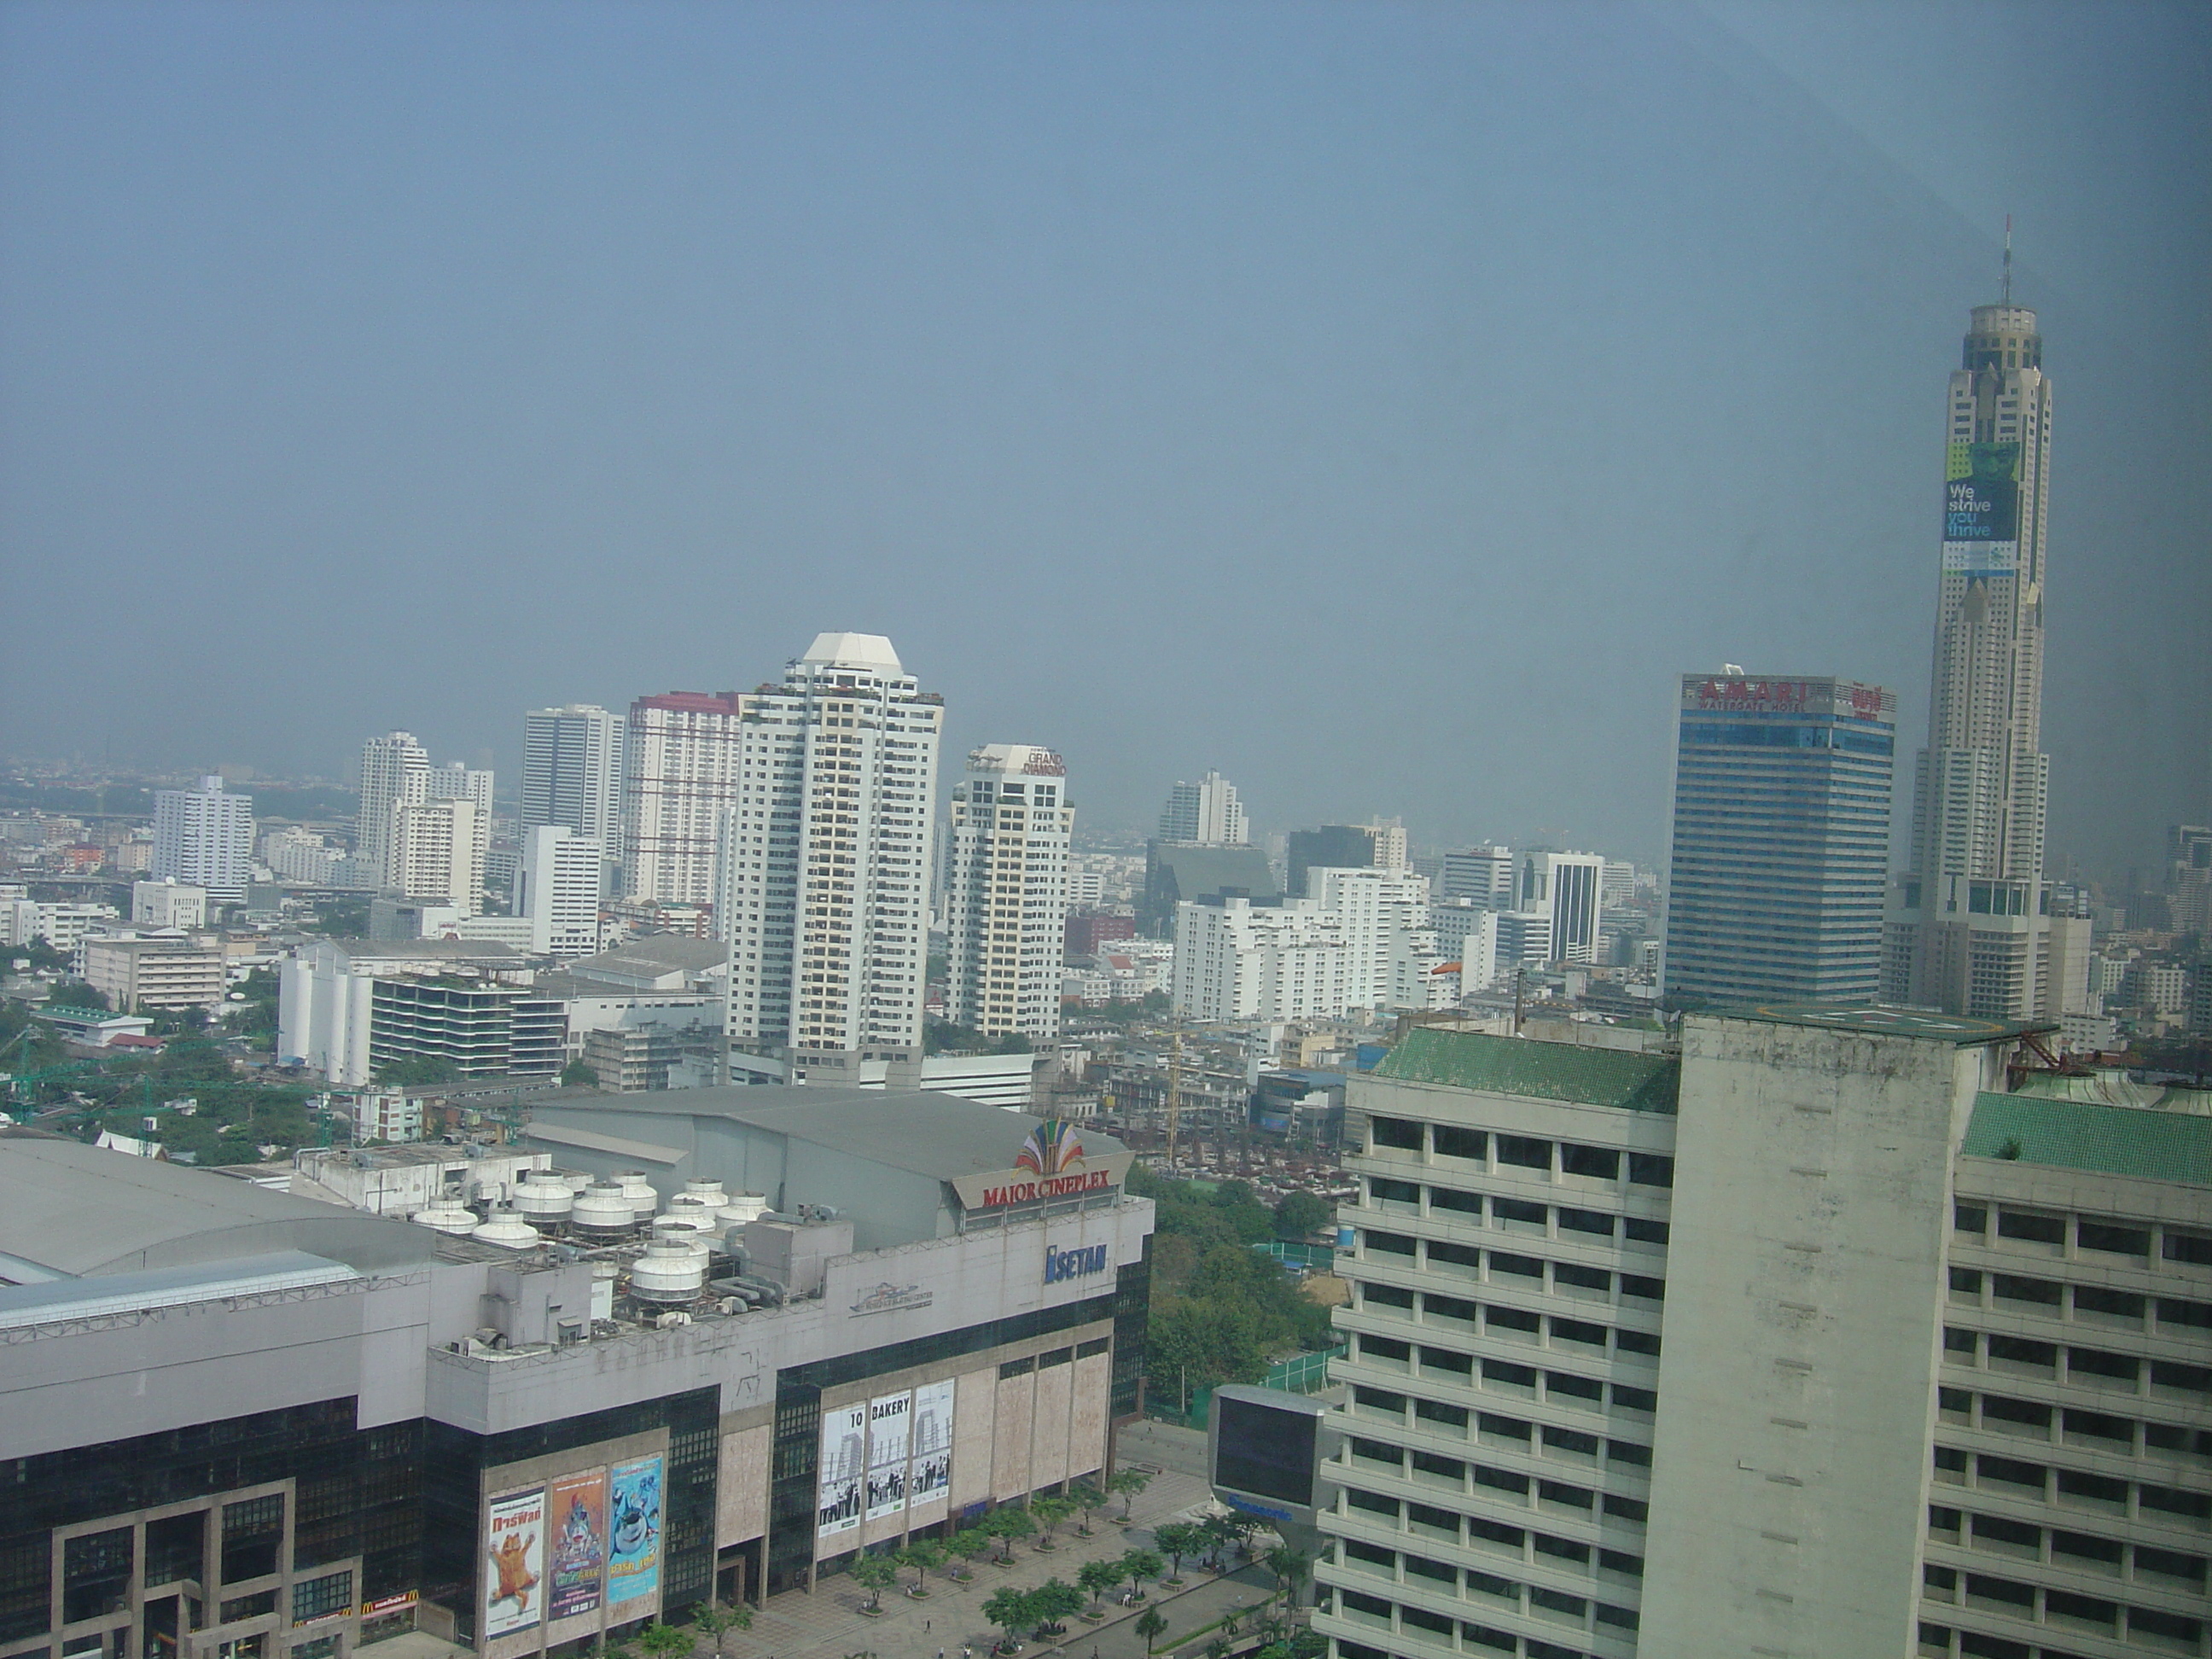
818,1403,867,1539
484,1487,547,1640
1941,439,2021,575
1213,1395,1318,1507
606,1456,663,1608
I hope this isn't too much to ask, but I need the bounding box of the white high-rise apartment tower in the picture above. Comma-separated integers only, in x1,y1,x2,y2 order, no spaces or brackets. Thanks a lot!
150,775,254,901
355,732,429,888
424,761,492,902
623,690,747,910
713,633,942,1068
515,825,603,958
1884,294,2087,1018
946,745,1074,1040
522,705,623,854
1159,770,1249,845
388,798,482,917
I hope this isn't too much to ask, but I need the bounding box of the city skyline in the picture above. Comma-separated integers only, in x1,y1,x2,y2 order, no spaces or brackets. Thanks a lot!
3,4,2203,879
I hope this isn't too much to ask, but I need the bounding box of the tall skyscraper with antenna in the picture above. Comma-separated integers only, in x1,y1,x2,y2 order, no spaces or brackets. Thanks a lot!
1883,271,2087,1017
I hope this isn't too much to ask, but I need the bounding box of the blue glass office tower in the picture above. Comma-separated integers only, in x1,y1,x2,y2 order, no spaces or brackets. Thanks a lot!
1662,674,1896,1004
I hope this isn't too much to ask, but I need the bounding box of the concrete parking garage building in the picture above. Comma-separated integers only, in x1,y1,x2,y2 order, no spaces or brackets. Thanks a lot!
0,1091,1154,1659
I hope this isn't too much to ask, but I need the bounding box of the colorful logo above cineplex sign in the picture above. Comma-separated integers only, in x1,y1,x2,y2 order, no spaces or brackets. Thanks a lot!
949,1120,1134,1212
1043,1242,1110,1284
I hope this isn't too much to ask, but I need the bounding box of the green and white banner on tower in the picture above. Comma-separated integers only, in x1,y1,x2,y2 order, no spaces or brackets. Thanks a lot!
1941,439,2020,575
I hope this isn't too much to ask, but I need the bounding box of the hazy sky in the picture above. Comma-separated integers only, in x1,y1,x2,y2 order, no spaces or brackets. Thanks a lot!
3,1,2205,876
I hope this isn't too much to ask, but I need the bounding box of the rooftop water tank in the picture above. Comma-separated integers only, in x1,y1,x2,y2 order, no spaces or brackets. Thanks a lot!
513,1173,576,1226
572,1183,637,1239
629,1238,707,1306
683,1179,729,1210
561,1170,594,1193
616,1171,658,1214
471,1207,542,1250
412,1201,479,1237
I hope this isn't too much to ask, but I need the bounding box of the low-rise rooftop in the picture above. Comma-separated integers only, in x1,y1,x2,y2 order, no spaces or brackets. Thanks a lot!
1372,1027,1679,1114
1714,1000,2058,1046
1961,1091,2212,1185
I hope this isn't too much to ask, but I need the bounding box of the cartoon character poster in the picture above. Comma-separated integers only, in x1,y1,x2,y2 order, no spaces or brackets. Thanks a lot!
817,1403,867,1538
484,1487,546,1639
864,1391,912,1522
606,1457,663,1608
907,1378,954,1508
547,1470,608,1621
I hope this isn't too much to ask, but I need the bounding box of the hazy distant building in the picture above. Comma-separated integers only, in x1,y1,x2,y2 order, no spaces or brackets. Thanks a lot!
944,744,1074,1040
131,880,207,930
1508,848,1605,965
1441,845,1515,906
1662,673,1896,1004
1884,300,2088,1017
1158,769,1248,845
622,690,747,910
150,774,254,901
355,731,429,888
712,633,943,1073
522,702,624,871
1140,840,1280,937
1289,821,1410,897
2169,823,2212,938
1173,867,1447,1022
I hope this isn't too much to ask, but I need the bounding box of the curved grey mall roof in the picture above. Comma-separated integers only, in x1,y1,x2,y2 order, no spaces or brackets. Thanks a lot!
0,1135,435,1280
527,1086,1126,1184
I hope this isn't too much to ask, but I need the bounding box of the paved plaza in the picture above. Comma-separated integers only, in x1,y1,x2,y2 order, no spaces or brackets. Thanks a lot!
735,1444,1294,1659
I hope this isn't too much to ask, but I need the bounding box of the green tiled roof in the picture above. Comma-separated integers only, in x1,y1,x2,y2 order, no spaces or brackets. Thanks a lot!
1373,1027,1679,1115
1962,1092,2212,1186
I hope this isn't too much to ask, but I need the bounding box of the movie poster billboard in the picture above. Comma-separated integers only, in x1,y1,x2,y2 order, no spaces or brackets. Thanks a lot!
1941,439,2021,576
864,1391,912,1522
546,1470,608,1621
606,1457,663,1608
817,1403,867,1539
907,1378,954,1509
484,1487,547,1640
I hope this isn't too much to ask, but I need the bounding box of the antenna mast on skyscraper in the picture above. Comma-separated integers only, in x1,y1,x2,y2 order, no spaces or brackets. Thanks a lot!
2001,214,2012,304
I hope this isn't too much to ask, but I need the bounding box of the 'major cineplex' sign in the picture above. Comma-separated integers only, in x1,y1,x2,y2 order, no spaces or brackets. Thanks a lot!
951,1120,1133,1211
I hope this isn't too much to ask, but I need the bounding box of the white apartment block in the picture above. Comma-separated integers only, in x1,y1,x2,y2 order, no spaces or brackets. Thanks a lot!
82,936,226,1013
1173,870,1450,1023
623,690,747,908
424,761,492,888
0,900,118,953
1432,900,1502,994
260,825,343,885
1316,1004,2211,1659
389,797,483,917
945,744,1074,1040
1160,769,1249,845
515,824,603,958
522,702,624,853
150,775,254,901
355,731,429,888
131,880,207,929
1173,896,1349,1022
712,632,942,1065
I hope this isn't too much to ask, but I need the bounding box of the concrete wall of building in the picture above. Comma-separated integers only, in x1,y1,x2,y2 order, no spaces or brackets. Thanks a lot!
2,1271,436,1460
1641,1016,2003,1659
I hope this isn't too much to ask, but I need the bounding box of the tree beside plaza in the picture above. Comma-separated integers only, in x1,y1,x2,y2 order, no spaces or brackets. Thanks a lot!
1075,1557,1122,1618
982,1505,1036,1563
1118,1548,1163,1604
850,1552,899,1612
1134,1608,1168,1656
1030,1494,1075,1548
690,1602,752,1658
981,1587,1036,1654
896,1540,945,1595
1263,1546,1312,1610
1151,1522,1205,1584
948,1527,992,1578
1106,1466,1151,1522
1067,1480,1104,1534
637,1623,693,1658
1028,1580,1084,1638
